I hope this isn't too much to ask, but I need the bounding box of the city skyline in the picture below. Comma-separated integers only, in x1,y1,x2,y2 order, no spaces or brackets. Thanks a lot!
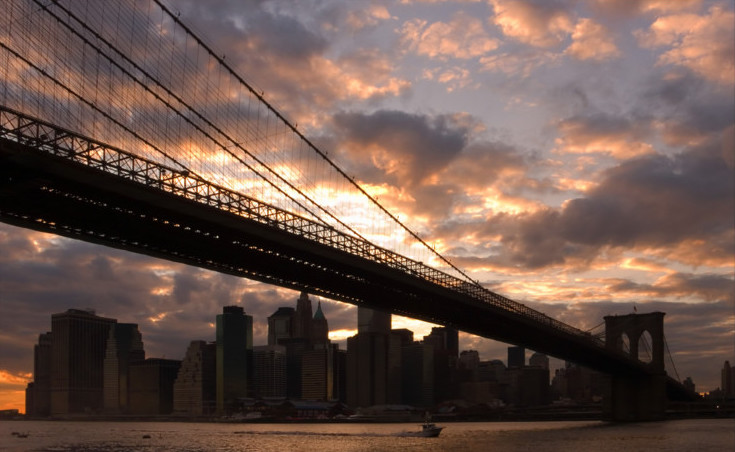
1,0,734,413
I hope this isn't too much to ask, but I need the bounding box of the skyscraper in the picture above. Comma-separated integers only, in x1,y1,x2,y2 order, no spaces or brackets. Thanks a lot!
216,306,253,414
529,352,549,370
253,345,287,398
50,309,116,415
267,307,295,346
424,326,459,403
26,332,53,416
357,306,391,334
722,361,734,396
347,307,402,407
103,323,145,413
293,291,314,341
311,301,329,346
128,358,182,415
301,348,333,400
508,346,525,369
300,300,333,400
173,340,217,416
402,341,434,408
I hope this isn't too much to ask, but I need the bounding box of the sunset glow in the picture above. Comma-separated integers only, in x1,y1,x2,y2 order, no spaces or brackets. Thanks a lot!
0,0,733,415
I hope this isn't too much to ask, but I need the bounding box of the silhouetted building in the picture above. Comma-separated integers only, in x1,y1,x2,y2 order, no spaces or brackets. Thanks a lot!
267,307,295,346
347,331,403,407
332,345,347,403
253,345,287,398
520,366,550,406
529,352,549,370
50,309,116,415
26,332,52,416
216,306,253,414
458,350,481,383
347,308,402,407
281,337,310,399
402,341,434,407
551,362,604,403
173,340,216,416
508,346,525,369
301,300,334,401
478,359,506,383
293,292,314,341
357,306,391,334
103,323,145,413
302,347,333,400
128,358,181,415
423,327,459,403
311,301,329,346
683,376,696,394
722,361,734,397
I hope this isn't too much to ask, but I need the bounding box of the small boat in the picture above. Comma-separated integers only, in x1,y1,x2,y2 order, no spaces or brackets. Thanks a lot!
417,421,443,437
398,413,443,437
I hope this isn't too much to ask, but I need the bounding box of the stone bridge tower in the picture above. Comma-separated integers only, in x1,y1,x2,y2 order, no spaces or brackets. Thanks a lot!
603,312,667,421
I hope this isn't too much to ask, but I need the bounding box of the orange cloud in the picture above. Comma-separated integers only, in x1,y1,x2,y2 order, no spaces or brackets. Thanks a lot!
592,0,703,15
400,12,499,60
480,49,556,78
565,18,620,61
635,6,735,85
345,5,394,30
490,0,574,47
554,116,654,159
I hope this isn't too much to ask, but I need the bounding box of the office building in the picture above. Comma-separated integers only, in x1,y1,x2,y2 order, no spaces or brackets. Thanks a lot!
357,307,391,334
332,345,347,403
722,361,734,396
50,309,116,415
508,346,525,369
267,307,295,346
253,345,287,398
402,341,434,408
26,332,53,417
311,301,329,346
216,306,253,413
302,347,333,400
529,352,549,370
103,323,145,413
293,291,314,341
423,326,459,403
128,358,182,415
551,362,604,403
519,366,550,406
173,340,216,416
347,308,403,407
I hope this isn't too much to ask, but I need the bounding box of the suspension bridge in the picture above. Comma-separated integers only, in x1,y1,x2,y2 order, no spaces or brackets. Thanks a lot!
0,0,696,420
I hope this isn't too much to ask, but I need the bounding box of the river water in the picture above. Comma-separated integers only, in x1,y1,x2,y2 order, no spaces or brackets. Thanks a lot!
1,419,732,451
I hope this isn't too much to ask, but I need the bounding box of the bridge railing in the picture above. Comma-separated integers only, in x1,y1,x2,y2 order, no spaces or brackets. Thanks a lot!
1,105,604,347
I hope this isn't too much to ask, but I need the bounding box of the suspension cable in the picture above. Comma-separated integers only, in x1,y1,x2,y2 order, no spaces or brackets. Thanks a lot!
152,0,480,285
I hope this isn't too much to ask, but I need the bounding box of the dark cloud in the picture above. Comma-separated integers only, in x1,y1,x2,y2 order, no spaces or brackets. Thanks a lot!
604,272,735,303
637,69,735,146
333,109,469,186
560,145,733,247
458,142,734,269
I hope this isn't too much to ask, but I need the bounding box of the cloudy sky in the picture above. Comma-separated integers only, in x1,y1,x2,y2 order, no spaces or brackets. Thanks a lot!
1,0,733,413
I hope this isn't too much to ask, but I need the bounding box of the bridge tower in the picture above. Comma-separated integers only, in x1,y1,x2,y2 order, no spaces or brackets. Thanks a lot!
603,312,667,421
